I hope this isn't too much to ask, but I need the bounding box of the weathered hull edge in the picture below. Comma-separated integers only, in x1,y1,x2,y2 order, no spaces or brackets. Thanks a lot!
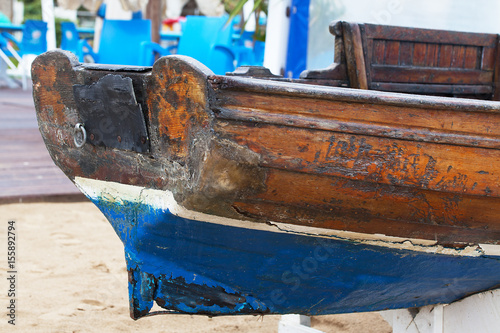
75,177,500,319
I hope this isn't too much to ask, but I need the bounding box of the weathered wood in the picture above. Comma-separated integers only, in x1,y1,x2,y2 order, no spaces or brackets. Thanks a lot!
33,46,500,247
363,23,497,46
302,21,500,100
370,82,492,96
371,66,493,84
493,37,500,100
342,22,368,89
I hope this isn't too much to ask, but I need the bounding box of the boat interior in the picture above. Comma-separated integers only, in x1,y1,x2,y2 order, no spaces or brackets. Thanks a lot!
244,21,500,101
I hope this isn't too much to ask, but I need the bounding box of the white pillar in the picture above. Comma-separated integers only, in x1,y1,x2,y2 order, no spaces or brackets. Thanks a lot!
41,0,56,50
264,0,291,76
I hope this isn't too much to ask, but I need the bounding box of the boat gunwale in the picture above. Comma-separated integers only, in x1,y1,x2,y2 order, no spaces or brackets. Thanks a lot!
213,106,500,150
210,74,500,113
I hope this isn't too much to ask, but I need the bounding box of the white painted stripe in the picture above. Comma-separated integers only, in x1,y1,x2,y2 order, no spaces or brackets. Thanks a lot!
74,177,499,257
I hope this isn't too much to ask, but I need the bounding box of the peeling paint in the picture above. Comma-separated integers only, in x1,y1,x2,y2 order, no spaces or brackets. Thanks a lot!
76,177,500,318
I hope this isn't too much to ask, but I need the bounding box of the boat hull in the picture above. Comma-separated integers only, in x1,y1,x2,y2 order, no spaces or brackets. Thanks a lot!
31,50,500,319
77,177,500,319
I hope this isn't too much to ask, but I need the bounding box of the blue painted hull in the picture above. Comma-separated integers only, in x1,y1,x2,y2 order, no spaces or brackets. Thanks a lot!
90,193,500,319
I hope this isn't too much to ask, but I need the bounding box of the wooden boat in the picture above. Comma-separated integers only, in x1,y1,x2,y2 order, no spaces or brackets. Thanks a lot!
32,21,500,319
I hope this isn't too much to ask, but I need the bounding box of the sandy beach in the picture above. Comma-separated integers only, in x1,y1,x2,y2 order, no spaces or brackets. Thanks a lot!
0,200,391,332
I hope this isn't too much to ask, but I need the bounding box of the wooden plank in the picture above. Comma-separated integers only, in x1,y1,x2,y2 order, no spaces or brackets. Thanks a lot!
371,65,493,84
399,42,413,65
482,46,496,70
384,40,400,65
412,43,427,66
363,23,497,46
464,46,480,69
372,39,386,64
342,22,368,89
451,45,466,68
231,169,500,244
493,37,500,100
214,120,500,197
370,82,492,96
216,88,500,138
425,43,439,67
438,44,453,67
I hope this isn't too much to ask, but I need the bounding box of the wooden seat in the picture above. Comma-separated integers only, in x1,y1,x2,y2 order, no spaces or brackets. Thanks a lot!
301,21,500,100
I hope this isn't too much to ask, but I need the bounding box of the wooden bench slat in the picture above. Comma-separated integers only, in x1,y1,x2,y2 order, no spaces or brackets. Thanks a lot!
370,82,493,95
464,45,480,69
413,43,427,66
371,65,493,84
451,45,466,68
425,43,439,67
399,42,413,65
372,39,386,64
438,44,453,67
364,23,497,46
481,46,496,70
384,41,400,65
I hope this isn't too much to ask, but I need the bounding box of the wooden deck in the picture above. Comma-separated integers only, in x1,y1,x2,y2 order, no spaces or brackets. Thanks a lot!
0,85,84,202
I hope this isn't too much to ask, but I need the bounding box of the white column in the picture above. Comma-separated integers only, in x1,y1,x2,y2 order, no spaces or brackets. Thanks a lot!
263,0,292,76
41,0,56,50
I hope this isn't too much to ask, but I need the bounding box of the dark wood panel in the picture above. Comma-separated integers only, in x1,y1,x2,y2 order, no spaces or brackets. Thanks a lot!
364,23,497,46
464,45,480,69
425,43,439,67
372,39,385,64
371,82,492,96
451,45,466,68
371,65,493,84
481,46,496,70
412,43,427,66
438,44,453,67
399,42,413,65
384,41,400,65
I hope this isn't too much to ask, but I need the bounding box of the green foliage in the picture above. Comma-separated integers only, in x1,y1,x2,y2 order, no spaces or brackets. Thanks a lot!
22,0,42,21
225,0,267,42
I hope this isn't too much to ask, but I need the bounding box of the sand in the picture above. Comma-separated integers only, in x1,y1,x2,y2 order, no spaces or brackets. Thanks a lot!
0,200,391,332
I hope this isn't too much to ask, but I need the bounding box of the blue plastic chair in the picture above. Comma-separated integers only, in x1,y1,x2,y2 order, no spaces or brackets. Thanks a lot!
232,14,266,67
1,20,47,89
233,30,265,67
1,20,47,56
161,15,240,75
0,34,21,77
81,19,167,66
60,21,88,61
